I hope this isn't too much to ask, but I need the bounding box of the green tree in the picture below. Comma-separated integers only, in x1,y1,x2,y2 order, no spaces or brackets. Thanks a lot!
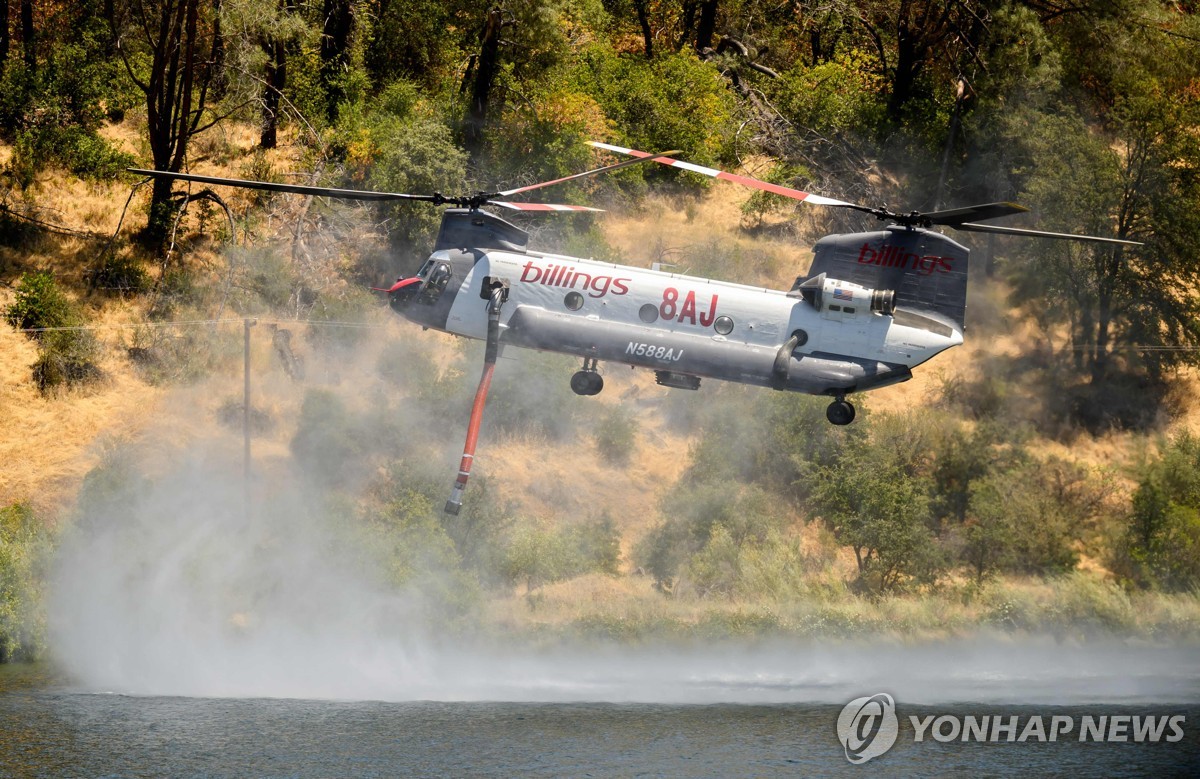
994,7,1200,421
5,271,102,391
0,0,134,182
112,0,224,242
0,502,51,663
1115,434,1200,591
809,419,944,592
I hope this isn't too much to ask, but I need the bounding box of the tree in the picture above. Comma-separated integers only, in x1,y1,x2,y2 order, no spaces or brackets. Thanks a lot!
365,0,462,86
20,0,33,70
0,0,9,71
1006,75,1200,396
112,0,224,243
1115,434,1200,591
319,0,356,121
463,4,503,157
854,0,989,123
962,456,1109,581
259,0,293,148
809,420,944,593
0,502,51,663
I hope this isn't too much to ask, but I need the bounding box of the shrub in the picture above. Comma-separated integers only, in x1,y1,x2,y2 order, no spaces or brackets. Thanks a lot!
637,482,783,592
291,390,369,487
594,405,637,465
90,253,150,296
5,271,73,334
808,430,945,593
33,328,103,391
304,287,378,355
1111,433,1200,591
572,47,738,172
0,502,52,662
126,319,239,385
5,272,102,392
502,514,621,594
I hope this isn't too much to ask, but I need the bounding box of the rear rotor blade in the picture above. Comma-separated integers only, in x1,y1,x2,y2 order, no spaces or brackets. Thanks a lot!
587,141,869,211
952,222,1143,247
923,202,1028,226
128,168,438,203
496,150,681,197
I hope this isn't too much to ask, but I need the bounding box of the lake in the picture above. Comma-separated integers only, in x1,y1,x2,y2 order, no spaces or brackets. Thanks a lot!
3,641,1198,778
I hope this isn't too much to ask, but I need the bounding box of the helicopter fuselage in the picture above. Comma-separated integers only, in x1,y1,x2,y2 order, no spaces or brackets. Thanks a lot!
392,239,962,400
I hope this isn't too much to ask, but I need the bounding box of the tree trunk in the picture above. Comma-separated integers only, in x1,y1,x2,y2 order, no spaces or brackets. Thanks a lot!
887,25,925,122
464,5,502,159
260,1,290,149
20,0,32,70
210,0,225,98
133,0,217,246
320,0,354,122
1092,277,1114,383
260,36,286,148
632,0,652,59
677,1,696,52
694,0,717,52
1,0,10,70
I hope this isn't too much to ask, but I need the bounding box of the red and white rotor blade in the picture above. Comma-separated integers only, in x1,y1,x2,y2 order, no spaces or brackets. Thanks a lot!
586,141,858,208
496,150,680,198
488,201,605,212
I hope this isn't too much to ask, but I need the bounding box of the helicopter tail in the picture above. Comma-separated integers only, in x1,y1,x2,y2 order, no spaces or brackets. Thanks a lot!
800,226,970,331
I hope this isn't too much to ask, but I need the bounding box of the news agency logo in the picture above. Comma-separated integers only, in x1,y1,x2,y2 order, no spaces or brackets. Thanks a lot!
837,693,899,764
836,694,1189,765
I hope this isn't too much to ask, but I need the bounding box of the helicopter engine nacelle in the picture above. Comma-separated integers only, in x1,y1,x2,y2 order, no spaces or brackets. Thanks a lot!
794,273,895,316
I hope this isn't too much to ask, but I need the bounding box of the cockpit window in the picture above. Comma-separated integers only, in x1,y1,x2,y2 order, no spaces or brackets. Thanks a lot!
418,261,452,305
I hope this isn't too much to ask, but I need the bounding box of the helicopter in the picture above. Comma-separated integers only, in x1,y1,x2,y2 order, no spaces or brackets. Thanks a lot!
130,142,1138,514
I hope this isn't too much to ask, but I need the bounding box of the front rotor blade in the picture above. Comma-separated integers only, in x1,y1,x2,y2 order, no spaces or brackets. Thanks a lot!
924,202,1028,226
128,168,437,203
488,201,605,212
587,141,867,211
953,222,1143,247
496,150,681,197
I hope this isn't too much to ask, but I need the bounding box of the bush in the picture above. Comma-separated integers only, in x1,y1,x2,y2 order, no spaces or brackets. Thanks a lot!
291,390,369,487
367,486,482,620
502,514,621,594
1111,434,1200,591
90,253,150,296
0,502,52,662
33,328,103,391
126,317,239,386
594,405,637,464
5,272,103,392
636,482,783,592
809,428,945,593
5,271,74,334
769,51,887,136
572,47,738,173
304,287,378,355
337,112,468,268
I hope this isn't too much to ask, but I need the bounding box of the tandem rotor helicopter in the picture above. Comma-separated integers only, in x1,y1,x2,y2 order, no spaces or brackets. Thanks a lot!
131,141,1138,513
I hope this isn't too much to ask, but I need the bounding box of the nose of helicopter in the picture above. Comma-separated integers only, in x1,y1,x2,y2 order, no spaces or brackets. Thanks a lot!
385,276,423,312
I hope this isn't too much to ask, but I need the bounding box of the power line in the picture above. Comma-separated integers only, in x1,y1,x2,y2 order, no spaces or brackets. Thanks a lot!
3,317,392,334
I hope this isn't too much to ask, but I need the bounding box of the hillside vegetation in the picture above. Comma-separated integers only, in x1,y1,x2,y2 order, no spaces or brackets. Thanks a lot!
2,0,1200,661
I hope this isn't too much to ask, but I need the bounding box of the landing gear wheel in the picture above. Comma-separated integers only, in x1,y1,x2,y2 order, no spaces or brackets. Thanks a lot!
570,370,604,396
826,399,856,426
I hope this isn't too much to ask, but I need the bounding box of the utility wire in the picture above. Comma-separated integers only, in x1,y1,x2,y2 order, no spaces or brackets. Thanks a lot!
4,317,393,334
